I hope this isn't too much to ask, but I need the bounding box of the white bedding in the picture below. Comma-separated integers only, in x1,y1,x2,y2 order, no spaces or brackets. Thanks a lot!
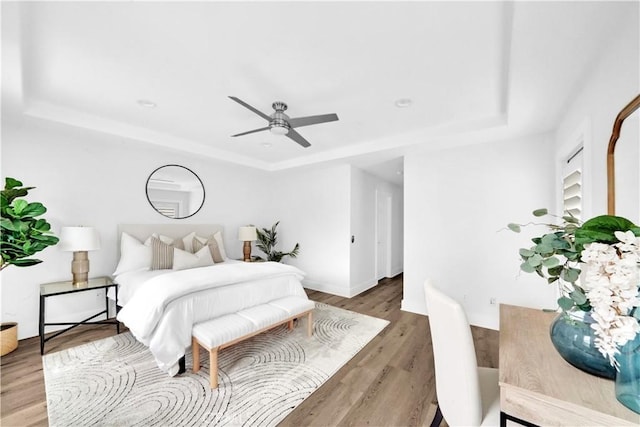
116,261,307,375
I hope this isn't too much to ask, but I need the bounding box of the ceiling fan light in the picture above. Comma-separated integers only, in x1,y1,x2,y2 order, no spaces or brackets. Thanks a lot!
269,125,289,135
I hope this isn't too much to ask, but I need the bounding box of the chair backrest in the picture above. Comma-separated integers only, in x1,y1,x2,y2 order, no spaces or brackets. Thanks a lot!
424,280,482,426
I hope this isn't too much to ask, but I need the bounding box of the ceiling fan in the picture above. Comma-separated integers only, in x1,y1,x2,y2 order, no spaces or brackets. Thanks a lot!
229,96,339,148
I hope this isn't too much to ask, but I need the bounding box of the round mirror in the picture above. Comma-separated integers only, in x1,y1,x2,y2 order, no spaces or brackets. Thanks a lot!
146,165,205,219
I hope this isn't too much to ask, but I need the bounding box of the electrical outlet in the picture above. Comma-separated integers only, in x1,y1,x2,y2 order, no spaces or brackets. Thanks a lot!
490,297,497,305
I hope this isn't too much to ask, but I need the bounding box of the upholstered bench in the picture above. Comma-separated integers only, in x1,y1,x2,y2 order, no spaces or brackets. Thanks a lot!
192,296,315,388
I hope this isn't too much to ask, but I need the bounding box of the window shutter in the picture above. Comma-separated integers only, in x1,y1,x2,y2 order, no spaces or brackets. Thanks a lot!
562,148,583,220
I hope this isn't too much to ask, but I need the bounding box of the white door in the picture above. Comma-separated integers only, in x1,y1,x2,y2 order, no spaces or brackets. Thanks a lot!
376,191,391,280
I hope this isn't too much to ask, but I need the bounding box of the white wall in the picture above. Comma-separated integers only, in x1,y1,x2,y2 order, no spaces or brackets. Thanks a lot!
403,134,558,330
350,166,403,296
555,13,639,223
267,164,352,297
1,115,273,339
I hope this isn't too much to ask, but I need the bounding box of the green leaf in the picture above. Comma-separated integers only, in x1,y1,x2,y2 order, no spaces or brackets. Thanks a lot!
558,296,575,311
542,256,560,267
9,258,42,267
4,177,23,190
547,265,564,276
527,254,543,267
12,199,27,215
547,276,559,284
520,262,535,273
532,208,548,217
570,288,588,305
576,215,638,245
519,248,535,257
507,223,521,233
561,267,581,283
534,243,554,255
20,202,46,218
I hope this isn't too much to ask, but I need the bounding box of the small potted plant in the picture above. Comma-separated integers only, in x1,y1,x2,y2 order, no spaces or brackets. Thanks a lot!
1,177,59,355
255,221,300,263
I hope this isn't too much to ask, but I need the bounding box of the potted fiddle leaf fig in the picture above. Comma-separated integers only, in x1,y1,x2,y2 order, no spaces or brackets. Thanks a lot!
1,177,59,356
0,177,59,270
256,221,300,263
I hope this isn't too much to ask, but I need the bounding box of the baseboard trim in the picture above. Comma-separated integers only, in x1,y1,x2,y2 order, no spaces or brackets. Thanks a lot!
303,280,351,298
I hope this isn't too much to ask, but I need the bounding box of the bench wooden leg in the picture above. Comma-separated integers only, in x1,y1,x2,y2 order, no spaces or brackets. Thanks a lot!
288,319,294,330
210,348,219,388
307,310,313,337
192,337,200,373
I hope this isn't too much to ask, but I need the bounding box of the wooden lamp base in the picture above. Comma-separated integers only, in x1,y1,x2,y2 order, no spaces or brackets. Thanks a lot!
242,241,252,262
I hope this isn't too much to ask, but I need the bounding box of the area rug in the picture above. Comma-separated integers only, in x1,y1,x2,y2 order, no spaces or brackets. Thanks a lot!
43,302,389,426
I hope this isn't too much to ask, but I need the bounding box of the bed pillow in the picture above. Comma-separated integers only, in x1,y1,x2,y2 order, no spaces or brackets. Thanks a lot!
150,236,174,270
113,232,152,276
181,231,197,253
173,246,214,270
152,233,185,251
212,231,228,260
182,231,227,259
192,236,224,263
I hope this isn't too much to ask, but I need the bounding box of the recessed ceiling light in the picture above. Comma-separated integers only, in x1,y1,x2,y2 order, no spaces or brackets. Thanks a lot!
262,143,272,148
137,99,157,108
394,98,412,108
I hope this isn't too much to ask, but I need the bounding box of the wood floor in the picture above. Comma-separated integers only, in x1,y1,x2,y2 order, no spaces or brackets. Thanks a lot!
0,275,498,427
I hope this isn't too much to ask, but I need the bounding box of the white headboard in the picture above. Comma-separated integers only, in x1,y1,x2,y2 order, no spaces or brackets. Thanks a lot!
117,224,224,244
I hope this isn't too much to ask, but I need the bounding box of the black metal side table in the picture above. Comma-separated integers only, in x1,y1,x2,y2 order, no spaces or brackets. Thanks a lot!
39,276,119,355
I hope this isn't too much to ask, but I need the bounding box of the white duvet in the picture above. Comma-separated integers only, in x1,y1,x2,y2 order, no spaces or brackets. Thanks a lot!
116,261,307,375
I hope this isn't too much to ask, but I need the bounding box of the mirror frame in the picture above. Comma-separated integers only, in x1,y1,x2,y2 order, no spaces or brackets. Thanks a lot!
607,94,640,215
145,164,205,219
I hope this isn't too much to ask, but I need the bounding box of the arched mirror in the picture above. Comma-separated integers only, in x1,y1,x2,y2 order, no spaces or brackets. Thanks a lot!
607,94,640,223
146,165,205,219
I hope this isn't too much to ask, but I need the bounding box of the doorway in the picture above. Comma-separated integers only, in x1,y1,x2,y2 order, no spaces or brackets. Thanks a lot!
375,190,392,281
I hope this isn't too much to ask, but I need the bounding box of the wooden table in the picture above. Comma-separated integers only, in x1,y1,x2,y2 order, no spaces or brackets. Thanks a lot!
499,304,639,426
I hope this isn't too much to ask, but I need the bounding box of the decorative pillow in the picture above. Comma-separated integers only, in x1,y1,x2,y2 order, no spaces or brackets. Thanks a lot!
181,232,197,253
172,246,214,270
213,231,228,260
193,236,224,263
182,231,227,259
152,233,185,251
150,236,174,270
113,232,152,276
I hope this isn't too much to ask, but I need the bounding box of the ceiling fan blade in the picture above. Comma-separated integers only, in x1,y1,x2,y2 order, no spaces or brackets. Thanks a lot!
228,96,271,121
231,127,270,137
288,113,339,129
286,128,311,148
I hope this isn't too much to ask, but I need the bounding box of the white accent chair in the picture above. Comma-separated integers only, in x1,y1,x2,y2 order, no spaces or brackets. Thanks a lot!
424,280,502,427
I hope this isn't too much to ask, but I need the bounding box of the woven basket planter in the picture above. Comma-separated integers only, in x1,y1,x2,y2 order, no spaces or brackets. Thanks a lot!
0,322,18,356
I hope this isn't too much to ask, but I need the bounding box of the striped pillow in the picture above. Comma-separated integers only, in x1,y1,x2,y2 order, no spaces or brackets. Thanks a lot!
150,236,174,270
192,236,224,263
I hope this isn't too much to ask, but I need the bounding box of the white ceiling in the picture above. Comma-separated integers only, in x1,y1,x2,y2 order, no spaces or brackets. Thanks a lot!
2,1,636,186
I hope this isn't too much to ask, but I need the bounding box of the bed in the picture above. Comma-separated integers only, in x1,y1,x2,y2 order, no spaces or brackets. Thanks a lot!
112,224,309,376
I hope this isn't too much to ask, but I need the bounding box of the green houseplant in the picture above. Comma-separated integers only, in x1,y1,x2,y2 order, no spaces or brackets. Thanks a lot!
1,177,59,270
256,221,300,263
0,177,59,355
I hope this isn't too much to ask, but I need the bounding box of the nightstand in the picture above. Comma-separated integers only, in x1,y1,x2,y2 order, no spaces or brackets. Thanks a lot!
39,276,119,355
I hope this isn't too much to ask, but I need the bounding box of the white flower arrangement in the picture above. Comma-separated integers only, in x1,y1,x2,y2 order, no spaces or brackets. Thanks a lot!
509,210,640,368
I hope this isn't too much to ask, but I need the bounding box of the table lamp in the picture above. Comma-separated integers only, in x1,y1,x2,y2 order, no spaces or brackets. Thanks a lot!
238,226,257,262
59,226,101,286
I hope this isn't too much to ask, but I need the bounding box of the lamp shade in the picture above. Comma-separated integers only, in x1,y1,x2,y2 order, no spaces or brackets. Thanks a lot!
59,226,101,251
238,226,257,241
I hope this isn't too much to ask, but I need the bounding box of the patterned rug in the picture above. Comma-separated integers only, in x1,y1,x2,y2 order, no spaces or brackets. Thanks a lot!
43,302,389,426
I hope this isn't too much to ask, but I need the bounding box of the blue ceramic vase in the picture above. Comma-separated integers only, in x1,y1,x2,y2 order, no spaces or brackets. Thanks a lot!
549,310,616,380
615,321,640,414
